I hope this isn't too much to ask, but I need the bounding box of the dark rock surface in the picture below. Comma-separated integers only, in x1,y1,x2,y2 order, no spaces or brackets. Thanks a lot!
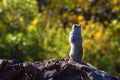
0,58,120,80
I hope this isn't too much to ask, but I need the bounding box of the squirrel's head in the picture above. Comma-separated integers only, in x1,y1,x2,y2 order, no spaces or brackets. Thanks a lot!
72,24,81,31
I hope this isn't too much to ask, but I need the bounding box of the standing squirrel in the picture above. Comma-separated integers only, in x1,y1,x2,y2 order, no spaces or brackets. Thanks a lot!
69,24,83,63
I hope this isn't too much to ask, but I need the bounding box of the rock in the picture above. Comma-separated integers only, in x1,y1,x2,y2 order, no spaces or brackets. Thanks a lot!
0,58,119,80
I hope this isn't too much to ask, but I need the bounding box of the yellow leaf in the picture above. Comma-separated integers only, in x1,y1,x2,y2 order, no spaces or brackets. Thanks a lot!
27,15,39,31
78,15,85,22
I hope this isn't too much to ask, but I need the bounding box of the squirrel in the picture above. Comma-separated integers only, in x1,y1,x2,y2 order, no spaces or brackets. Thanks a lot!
69,24,83,63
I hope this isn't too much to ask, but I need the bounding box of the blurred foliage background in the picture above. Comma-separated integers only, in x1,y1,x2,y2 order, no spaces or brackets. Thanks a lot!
0,0,120,76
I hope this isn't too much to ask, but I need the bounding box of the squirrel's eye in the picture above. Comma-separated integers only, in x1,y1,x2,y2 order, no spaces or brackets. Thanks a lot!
74,25,77,28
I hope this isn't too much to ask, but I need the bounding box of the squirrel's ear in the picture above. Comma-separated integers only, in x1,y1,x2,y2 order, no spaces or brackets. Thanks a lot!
73,24,80,28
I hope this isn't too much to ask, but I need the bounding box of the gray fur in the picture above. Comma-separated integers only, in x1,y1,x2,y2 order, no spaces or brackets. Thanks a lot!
69,24,83,63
